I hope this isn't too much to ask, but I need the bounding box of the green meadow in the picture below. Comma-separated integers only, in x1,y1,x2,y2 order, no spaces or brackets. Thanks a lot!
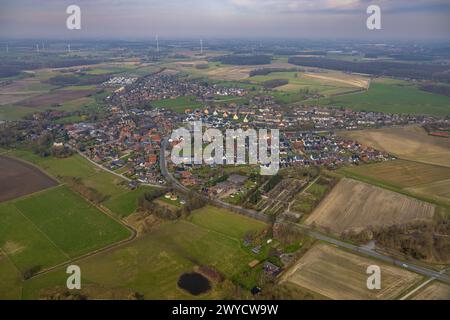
316,82,450,116
22,206,267,299
8,150,149,218
0,186,130,276
104,186,160,218
0,252,23,299
152,95,202,113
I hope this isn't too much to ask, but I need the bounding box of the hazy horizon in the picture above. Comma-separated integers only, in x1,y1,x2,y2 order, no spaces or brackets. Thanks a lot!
1,0,450,40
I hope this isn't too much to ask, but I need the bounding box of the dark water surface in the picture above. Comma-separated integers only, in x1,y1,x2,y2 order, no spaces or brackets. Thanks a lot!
177,272,211,295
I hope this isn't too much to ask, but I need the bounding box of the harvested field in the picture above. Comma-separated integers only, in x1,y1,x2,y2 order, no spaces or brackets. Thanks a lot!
0,93,36,106
338,125,450,167
17,89,97,108
407,179,450,205
411,282,450,300
281,243,422,300
0,155,58,203
341,160,450,189
305,178,435,234
303,72,369,89
340,160,450,205
0,76,55,106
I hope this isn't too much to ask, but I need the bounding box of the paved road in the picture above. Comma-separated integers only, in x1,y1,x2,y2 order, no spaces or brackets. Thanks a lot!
160,137,450,286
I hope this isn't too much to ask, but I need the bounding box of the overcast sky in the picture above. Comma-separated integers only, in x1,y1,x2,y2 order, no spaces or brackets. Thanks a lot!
1,0,449,40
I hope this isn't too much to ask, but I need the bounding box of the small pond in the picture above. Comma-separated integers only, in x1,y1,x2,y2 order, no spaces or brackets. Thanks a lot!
177,272,211,295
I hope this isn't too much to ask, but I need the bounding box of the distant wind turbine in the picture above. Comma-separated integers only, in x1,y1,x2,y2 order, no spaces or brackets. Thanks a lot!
156,35,160,52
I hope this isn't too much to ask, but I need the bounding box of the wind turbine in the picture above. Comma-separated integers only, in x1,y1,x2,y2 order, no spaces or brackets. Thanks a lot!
200,39,203,55
156,34,160,53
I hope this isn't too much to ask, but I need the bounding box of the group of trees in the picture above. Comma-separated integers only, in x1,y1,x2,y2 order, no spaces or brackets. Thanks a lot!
0,57,101,78
0,125,23,147
30,132,72,158
263,174,282,193
66,177,109,204
262,79,289,89
342,213,450,262
137,189,206,220
419,83,450,97
45,74,110,86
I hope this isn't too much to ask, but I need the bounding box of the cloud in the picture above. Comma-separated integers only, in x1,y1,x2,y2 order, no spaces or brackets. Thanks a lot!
227,0,450,14
0,0,449,39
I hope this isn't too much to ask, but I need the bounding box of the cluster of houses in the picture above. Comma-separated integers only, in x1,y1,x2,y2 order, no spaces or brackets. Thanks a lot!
65,107,180,185
9,71,447,193
281,131,393,168
106,72,247,109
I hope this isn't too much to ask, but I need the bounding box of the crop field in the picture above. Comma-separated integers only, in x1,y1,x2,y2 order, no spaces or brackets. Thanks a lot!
0,155,58,203
0,71,58,106
9,150,98,179
0,62,124,120
0,202,68,274
169,60,300,81
411,282,450,300
340,160,450,206
18,89,97,108
249,70,368,95
58,96,96,111
408,180,450,206
169,61,261,81
305,178,435,234
22,206,267,299
316,82,450,116
338,125,450,168
8,150,134,215
280,244,422,300
12,186,130,257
